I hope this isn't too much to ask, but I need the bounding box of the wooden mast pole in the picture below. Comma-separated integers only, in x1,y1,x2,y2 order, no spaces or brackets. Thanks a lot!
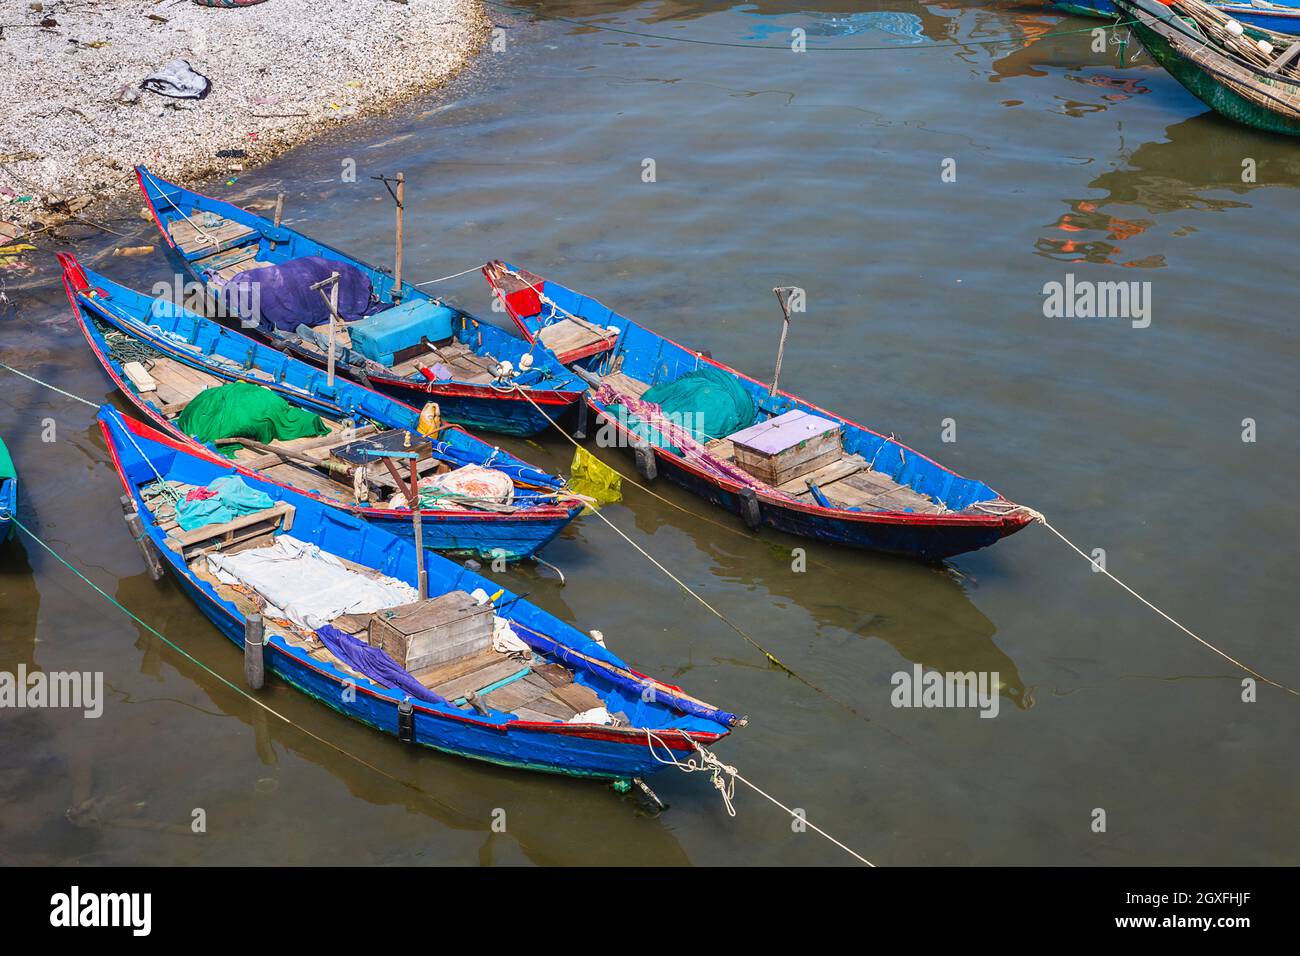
409,456,427,600
770,286,794,398
310,272,342,387
393,172,405,303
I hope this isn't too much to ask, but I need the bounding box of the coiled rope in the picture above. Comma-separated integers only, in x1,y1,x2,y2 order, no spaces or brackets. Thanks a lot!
646,730,874,866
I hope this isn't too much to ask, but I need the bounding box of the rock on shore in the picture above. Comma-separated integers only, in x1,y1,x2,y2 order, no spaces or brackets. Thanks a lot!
0,0,489,229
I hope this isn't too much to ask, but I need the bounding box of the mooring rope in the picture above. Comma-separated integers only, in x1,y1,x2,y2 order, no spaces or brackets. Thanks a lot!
0,360,99,409
0,362,183,506
504,383,874,724
1,513,463,808
646,730,874,866
1020,509,1299,698
414,264,488,287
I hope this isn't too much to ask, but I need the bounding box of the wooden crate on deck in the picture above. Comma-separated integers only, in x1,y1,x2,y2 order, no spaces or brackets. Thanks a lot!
728,410,843,487
368,590,493,672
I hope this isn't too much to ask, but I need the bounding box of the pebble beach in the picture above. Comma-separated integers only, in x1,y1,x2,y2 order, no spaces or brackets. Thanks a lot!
0,0,490,231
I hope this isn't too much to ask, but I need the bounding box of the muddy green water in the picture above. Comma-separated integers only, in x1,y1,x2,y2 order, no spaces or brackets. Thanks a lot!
1,1,1297,865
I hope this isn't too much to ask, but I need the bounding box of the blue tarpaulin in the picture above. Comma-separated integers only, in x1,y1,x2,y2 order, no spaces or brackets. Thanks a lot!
315,624,447,705
221,256,381,332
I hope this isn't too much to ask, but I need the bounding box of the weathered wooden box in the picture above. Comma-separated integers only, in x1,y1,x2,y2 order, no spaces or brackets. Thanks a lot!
728,409,842,487
368,590,493,672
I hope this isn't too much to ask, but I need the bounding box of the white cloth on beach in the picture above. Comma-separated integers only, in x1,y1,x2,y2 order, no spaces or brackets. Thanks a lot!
207,535,416,630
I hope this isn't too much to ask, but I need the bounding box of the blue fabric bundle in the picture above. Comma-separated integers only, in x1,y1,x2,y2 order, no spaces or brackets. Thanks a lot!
221,256,379,332
175,475,274,531
315,624,447,705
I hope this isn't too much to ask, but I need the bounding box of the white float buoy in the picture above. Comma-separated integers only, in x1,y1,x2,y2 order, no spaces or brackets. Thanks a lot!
1226,19,1244,36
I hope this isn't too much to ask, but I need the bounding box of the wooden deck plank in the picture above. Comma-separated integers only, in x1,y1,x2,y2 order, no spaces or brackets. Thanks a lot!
481,677,549,713
776,453,868,495
433,658,527,701
537,318,615,361
167,216,255,256
601,371,651,400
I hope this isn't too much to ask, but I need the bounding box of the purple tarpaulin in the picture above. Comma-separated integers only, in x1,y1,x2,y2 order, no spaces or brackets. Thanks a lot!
221,256,378,332
315,624,447,705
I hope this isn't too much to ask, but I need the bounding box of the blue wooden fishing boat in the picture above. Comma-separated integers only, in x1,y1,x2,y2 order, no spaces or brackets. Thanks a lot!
135,166,587,437
0,437,15,542
1053,0,1300,35
101,405,739,779
60,254,583,562
484,261,1034,562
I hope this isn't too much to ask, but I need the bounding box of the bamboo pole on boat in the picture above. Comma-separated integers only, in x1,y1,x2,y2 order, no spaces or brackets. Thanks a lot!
393,172,405,302
371,172,406,303
310,271,342,387
409,456,427,600
244,613,265,690
270,192,284,250
770,286,796,398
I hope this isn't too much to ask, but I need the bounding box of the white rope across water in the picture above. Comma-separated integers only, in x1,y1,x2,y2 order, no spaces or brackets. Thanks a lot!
0,362,184,505
646,730,875,866
413,264,487,287
0,361,99,409
1021,509,1300,698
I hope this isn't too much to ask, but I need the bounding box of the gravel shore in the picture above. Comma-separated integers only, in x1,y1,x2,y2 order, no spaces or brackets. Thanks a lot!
0,0,489,232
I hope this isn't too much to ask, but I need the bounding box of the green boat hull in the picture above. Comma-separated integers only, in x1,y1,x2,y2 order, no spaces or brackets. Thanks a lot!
1128,10,1300,135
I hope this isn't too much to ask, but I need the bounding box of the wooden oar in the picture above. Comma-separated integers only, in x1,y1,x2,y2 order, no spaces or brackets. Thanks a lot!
215,437,352,477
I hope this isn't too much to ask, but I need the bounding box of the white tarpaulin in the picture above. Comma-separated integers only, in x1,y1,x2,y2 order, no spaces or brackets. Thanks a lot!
207,535,417,630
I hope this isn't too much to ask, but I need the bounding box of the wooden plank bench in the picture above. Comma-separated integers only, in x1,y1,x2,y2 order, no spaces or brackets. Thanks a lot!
536,318,617,364
168,502,296,559
168,215,256,259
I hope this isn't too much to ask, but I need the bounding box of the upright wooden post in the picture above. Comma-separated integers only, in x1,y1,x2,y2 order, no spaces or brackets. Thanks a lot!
770,286,794,398
270,192,284,249
409,457,427,600
310,271,342,387
327,278,339,387
244,613,265,690
121,495,163,581
393,172,405,303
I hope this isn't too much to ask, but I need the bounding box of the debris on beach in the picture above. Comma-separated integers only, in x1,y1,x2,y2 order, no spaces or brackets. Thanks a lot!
140,59,211,100
0,0,491,230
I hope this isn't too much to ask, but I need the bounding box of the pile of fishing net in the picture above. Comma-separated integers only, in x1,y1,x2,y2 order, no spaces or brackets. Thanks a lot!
386,465,515,510
178,381,329,447
606,366,757,451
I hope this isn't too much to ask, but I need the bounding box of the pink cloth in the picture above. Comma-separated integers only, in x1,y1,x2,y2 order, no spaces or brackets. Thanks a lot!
186,486,219,502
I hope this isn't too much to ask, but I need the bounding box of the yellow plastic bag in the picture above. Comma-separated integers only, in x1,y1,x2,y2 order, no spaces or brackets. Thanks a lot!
416,402,442,438
568,446,622,513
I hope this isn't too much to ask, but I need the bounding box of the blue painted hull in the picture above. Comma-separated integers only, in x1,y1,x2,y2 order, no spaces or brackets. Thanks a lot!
0,479,14,541
136,167,587,438
593,404,1021,561
1055,0,1300,34
486,261,1034,562
366,377,572,438
62,256,584,561
101,407,736,779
